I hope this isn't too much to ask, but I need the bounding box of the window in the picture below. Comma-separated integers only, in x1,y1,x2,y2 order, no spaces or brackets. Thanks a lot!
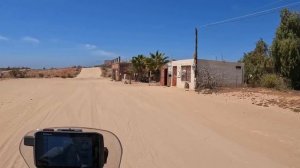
236,66,242,69
181,66,191,82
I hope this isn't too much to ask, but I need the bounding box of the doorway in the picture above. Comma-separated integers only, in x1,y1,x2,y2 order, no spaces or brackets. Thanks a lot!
172,66,177,86
163,69,168,86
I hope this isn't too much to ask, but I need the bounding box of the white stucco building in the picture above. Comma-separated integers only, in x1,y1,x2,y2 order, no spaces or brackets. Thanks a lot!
160,59,244,90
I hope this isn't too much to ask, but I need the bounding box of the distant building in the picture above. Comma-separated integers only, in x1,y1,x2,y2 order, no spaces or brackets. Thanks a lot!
160,59,244,90
112,62,132,81
103,57,132,81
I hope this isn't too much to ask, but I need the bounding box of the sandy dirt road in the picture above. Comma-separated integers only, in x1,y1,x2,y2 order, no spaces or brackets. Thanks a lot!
76,67,102,79
0,68,300,168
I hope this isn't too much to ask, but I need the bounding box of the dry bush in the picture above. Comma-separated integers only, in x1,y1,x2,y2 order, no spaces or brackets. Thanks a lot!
67,74,74,78
38,73,44,78
0,71,11,78
9,69,27,78
101,67,107,77
25,67,81,78
196,66,223,92
0,67,82,79
260,74,287,90
101,66,112,78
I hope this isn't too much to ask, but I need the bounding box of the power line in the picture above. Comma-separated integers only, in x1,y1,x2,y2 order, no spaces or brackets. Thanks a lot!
199,1,300,28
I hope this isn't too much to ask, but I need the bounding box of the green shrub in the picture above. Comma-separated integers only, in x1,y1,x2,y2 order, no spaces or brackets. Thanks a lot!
261,74,287,90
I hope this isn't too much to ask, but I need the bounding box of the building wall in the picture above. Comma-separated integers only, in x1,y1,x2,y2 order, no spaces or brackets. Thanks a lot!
112,62,132,81
197,59,244,86
111,63,120,81
162,59,244,89
169,59,196,89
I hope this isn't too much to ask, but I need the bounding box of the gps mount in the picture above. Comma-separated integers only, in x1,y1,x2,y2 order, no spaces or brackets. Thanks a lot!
24,128,109,167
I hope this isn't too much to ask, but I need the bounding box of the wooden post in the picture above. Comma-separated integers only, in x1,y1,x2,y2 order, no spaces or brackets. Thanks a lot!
194,28,198,90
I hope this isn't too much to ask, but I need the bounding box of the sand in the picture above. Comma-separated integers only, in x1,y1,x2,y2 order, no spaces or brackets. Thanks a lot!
76,67,102,79
0,68,299,168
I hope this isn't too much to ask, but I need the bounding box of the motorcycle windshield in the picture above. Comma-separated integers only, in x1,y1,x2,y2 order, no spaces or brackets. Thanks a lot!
19,127,123,168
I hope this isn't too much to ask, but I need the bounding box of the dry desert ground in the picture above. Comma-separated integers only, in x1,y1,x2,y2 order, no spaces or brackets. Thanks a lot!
0,68,299,168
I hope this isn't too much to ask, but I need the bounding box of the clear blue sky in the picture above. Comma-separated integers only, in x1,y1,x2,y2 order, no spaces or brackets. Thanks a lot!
0,0,299,68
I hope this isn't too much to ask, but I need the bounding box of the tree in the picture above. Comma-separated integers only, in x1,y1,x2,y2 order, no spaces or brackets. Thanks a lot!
149,51,169,72
242,39,272,86
131,51,169,82
272,9,300,89
131,55,146,81
149,51,169,81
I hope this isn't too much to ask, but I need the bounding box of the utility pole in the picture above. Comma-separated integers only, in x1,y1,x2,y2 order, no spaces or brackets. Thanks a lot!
194,28,198,90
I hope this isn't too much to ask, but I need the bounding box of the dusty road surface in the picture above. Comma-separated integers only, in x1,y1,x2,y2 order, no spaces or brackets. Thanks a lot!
0,68,300,168
76,67,102,79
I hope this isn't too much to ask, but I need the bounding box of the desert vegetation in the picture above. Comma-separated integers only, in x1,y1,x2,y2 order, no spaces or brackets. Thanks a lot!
0,66,82,79
100,65,112,78
241,9,300,90
196,66,221,91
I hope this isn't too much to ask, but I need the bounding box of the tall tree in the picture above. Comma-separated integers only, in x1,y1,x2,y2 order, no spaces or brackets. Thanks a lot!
272,9,300,89
242,39,271,86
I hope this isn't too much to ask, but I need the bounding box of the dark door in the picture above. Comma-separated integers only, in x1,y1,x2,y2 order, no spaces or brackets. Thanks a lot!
172,66,177,86
164,69,168,86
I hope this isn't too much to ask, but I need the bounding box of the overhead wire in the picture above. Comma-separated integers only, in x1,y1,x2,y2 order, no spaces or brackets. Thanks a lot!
199,1,300,28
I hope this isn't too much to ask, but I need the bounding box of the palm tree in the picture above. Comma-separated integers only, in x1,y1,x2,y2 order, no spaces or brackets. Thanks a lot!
149,51,169,81
131,51,169,82
131,55,146,81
